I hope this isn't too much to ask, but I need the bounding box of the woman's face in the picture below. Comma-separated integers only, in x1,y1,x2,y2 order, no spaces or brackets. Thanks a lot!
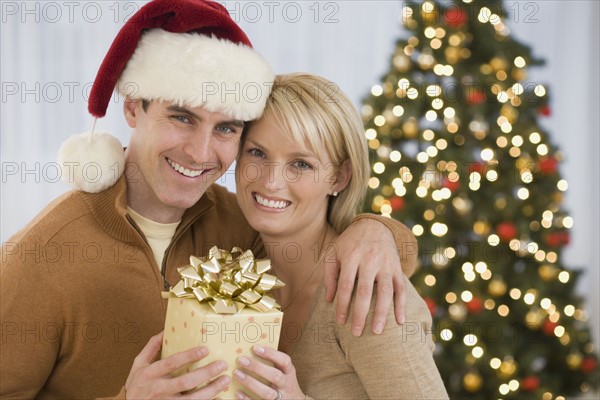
235,114,337,239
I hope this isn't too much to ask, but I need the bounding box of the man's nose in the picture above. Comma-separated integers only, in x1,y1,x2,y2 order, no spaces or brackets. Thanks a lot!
183,129,215,163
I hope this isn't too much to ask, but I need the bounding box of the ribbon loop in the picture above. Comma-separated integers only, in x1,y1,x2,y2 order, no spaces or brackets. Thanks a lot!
168,246,285,314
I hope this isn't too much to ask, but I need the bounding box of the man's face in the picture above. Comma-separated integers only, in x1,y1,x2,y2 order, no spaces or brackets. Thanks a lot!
124,99,243,221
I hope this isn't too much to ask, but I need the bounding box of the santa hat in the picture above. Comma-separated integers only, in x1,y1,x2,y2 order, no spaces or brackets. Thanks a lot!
58,0,274,193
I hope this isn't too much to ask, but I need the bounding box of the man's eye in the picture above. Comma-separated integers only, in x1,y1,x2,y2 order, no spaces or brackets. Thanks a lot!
216,125,236,134
171,115,191,124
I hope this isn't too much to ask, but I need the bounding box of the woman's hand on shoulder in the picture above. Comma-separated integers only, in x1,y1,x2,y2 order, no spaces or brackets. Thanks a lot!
233,345,305,400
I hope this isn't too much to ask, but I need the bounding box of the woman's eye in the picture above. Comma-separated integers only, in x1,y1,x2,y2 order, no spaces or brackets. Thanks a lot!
293,160,313,170
248,148,265,158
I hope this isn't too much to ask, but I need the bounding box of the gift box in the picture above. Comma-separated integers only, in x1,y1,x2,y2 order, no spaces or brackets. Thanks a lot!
161,247,284,399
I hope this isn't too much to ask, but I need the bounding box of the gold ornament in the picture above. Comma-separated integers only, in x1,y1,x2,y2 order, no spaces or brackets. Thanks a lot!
539,264,558,281
445,47,460,64
402,119,419,138
490,57,508,71
368,139,381,150
552,192,563,203
525,310,544,329
473,221,490,235
516,157,532,170
499,358,518,378
480,64,493,75
488,279,507,297
463,372,483,392
512,69,527,81
391,129,403,138
525,310,545,329
421,7,438,24
567,353,583,369
501,104,518,121
494,197,507,210
454,135,465,146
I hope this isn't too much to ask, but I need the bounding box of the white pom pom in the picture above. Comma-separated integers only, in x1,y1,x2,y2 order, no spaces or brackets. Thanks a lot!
57,131,125,193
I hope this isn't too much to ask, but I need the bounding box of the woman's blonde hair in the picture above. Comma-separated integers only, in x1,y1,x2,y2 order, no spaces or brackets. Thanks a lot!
246,73,369,233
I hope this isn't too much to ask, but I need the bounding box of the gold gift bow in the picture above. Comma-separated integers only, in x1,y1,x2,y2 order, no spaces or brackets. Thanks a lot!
168,246,285,314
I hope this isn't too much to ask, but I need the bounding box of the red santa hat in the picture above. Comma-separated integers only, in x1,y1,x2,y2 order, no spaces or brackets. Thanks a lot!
58,0,274,193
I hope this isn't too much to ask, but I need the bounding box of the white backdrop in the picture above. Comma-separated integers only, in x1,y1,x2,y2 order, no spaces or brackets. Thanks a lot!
1,1,598,346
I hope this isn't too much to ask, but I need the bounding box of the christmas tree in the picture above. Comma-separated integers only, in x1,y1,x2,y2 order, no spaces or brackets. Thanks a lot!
361,1,599,398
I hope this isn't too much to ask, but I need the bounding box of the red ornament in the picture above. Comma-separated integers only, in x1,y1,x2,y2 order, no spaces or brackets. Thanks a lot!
390,196,405,211
444,7,467,28
442,178,461,192
468,162,487,175
496,221,518,242
545,231,570,247
521,375,540,392
424,297,437,316
466,297,484,314
540,104,552,116
542,320,558,336
539,157,558,175
467,89,486,104
581,357,598,373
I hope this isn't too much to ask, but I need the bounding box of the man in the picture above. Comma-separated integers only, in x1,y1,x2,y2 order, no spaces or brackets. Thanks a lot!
0,0,418,398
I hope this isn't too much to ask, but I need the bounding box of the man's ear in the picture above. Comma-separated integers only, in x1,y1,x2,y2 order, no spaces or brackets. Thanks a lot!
123,97,140,128
333,159,352,193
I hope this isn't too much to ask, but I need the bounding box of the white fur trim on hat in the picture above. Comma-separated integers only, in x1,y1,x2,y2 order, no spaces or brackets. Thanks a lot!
117,29,274,121
58,131,125,193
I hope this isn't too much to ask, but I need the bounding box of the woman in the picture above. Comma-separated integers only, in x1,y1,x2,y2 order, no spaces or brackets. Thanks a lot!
233,73,448,399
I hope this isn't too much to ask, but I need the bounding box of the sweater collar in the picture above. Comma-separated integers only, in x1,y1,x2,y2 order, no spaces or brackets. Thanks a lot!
78,175,215,243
